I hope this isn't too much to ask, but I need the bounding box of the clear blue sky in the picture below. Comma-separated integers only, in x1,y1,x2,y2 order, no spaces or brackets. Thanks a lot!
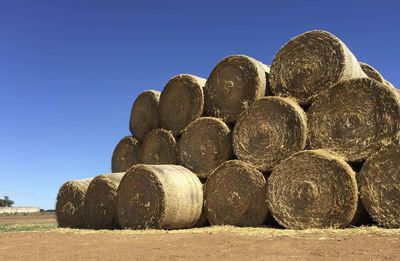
1,0,399,209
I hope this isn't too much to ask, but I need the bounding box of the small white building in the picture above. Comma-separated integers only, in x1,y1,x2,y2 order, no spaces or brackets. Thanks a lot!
0,207,40,214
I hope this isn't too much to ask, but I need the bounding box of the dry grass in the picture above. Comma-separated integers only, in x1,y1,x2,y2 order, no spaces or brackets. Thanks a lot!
52,226,400,238
1,222,399,239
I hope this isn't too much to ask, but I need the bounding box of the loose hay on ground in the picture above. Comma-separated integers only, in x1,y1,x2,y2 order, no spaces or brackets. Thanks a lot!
50,226,400,238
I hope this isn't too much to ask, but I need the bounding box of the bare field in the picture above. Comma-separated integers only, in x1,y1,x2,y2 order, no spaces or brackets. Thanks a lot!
1,213,399,260
0,212,56,225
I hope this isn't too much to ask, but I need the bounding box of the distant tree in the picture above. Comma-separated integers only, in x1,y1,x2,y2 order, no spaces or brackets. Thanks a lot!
0,196,14,207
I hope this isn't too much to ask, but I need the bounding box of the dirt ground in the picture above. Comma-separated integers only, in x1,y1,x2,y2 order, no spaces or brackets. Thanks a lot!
0,213,399,260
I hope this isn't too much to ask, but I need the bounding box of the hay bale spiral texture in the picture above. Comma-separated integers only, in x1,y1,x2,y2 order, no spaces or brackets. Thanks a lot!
160,74,206,135
56,178,93,228
116,164,203,229
233,97,307,171
205,160,268,227
84,173,125,229
309,77,400,162
359,62,385,83
129,90,161,141
267,150,358,229
111,136,140,172
204,55,269,123
358,144,400,228
270,30,366,105
178,117,232,178
139,129,177,165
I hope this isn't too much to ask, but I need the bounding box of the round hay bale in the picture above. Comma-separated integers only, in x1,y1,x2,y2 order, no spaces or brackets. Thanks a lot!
270,30,366,105
56,178,93,228
111,136,140,173
267,150,358,229
358,144,400,228
385,80,396,88
84,173,125,230
139,129,177,165
204,55,268,123
178,117,232,178
116,164,203,229
359,62,385,83
308,77,400,162
233,97,307,171
129,90,160,141
205,160,268,227
160,74,205,135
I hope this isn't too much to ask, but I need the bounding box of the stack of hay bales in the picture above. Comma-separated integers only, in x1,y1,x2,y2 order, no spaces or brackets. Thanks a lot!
56,30,400,230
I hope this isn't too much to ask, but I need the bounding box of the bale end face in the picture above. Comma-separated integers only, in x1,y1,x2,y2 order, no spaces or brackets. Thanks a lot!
359,144,400,228
129,90,161,141
139,128,177,165
84,173,124,230
204,55,267,123
233,96,307,171
205,160,269,227
160,74,205,135
267,150,358,229
56,178,92,228
111,136,140,173
178,117,232,178
308,77,400,162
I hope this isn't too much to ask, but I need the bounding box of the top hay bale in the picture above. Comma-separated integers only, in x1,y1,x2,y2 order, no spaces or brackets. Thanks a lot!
358,143,400,228
270,30,366,105
204,55,269,123
129,90,161,141
56,178,93,228
309,77,400,162
160,74,206,135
